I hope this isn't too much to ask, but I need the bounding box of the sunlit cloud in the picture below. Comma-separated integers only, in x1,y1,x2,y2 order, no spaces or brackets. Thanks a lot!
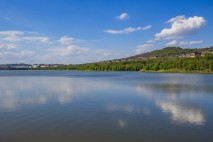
156,15,206,39
23,36,49,43
0,50,35,61
0,43,17,49
0,30,126,64
166,40,203,46
136,43,153,54
116,13,129,20
58,36,77,45
0,30,23,41
47,45,89,56
0,30,49,43
105,25,152,34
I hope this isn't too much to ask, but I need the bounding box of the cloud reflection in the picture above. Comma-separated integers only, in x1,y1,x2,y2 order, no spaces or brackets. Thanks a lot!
106,104,135,113
157,101,205,125
117,119,127,128
106,104,151,116
136,83,207,126
0,77,111,111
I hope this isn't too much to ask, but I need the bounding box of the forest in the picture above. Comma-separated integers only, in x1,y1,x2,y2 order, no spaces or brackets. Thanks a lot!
38,54,213,73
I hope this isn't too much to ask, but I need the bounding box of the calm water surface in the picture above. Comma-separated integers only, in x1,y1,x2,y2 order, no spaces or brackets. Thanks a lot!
0,71,213,142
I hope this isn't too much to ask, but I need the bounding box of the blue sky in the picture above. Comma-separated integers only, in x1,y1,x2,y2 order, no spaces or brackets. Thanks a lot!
0,0,212,64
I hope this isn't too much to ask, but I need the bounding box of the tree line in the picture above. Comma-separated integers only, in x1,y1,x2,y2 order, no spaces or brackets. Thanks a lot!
37,55,213,73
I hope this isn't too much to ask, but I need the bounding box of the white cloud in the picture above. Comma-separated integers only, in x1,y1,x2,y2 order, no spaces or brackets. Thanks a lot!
156,16,206,39
116,13,129,20
166,40,203,46
179,40,203,45
0,31,24,36
48,45,89,56
105,25,152,34
165,40,178,46
48,45,121,59
0,30,126,64
136,43,153,54
142,25,152,30
58,36,77,45
0,50,35,60
23,37,49,43
0,31,23,41
0,30,49,43
103,51,118,57
167,15,186,24
44,44,124,64
147,40,155,43
0,43,17,49
17,51,35,59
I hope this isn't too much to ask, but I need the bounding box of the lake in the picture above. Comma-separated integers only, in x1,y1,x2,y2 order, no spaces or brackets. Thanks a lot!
0,70,213,142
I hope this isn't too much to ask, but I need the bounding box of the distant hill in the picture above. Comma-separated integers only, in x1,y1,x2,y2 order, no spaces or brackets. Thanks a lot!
0,63,32,70
109,46,213,62
0,63,32,67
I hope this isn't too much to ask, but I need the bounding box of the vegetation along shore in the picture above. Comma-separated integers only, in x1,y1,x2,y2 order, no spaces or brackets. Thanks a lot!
32,47,213,73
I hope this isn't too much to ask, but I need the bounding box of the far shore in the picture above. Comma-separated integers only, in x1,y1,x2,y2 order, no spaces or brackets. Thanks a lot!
1,69,212,74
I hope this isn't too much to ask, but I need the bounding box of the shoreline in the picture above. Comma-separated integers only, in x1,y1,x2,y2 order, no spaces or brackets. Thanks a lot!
1,69,213,74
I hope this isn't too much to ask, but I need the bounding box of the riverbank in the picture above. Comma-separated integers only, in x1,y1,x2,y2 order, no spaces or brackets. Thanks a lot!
27,68,213,74
140,69,213,74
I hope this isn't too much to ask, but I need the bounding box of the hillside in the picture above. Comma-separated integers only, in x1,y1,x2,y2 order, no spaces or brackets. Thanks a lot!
109,46,213,62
